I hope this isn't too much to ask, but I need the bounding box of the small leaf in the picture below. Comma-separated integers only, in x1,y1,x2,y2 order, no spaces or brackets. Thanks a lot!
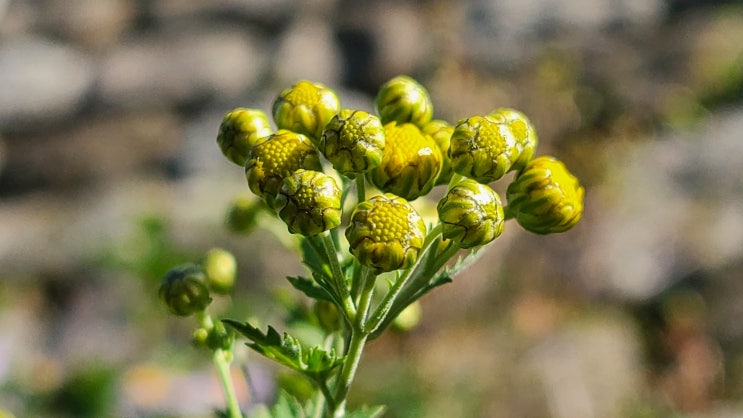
270,390,307,418
286,276,333,302
223,320,344,376
300,236,332,280
345,405,386,418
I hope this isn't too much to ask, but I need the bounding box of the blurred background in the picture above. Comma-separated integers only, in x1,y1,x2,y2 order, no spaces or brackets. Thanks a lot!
1,0,743,417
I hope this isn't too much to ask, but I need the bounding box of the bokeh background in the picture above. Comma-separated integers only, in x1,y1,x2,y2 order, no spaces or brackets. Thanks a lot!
2,0,743,417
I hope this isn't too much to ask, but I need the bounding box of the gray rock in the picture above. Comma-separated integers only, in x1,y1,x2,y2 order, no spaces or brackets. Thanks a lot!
274,17,342,85
97,28,266,107
0,37,95,131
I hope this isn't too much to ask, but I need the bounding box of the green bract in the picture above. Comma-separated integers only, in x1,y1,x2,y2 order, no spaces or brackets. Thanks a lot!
203,248,237,294
368,122,442,201
272,80,341,142
506,156,584,234
159,264,212,316
245,129,322,208
487,108,538,172
320,109,385,178
375,75,434,127
422,119,454,185
345,194,426,273
449,115,520,183
274,169,342,237
225,196,264,235
437,179,504,248
217,108,273,166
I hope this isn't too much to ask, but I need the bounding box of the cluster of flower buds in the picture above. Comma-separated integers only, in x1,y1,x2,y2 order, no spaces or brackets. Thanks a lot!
216,76,584,272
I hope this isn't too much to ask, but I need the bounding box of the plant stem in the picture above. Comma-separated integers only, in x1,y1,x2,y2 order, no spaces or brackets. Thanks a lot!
332,330,368,417
356,267,377,329
355,176,366,203
320,231,357,322
200,313,242,418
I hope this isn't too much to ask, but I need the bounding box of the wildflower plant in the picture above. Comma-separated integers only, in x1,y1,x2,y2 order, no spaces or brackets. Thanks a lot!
159,76,585,417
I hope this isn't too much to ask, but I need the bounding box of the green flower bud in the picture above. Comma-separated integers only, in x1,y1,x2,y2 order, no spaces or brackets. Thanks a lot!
158,264,212,316
449,115,520,183
437,179,504,248
392,301,422,332
217,108,273,166
245,130,322,208
374,75,434,127
272,80,341,142
319,109,385,178
345,194,426,273
274,169,342,236
422,119,454,185
224,195,266,235
203,248,237,294
368,122,442,201
487,108,538,172
313,300,343,333
506,156,584,234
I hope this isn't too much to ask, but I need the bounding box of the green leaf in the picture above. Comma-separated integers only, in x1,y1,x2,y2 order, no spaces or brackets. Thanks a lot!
269,390,307,418
223,320,344,376
300,236,332,281
286,276,333,302
345,405,386,418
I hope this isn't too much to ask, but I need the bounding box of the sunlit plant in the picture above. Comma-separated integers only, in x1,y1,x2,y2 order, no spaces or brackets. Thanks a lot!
159,76,584,417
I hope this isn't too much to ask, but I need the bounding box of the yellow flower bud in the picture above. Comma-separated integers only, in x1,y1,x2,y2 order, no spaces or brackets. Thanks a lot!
203,248,237,294
487,108,538,172
437,179,504,248
421,119,454,185
217,108,273,166
272,80,341,142
274,169,342,237
449,115,521,183
374,75,434,127
320,109,385,178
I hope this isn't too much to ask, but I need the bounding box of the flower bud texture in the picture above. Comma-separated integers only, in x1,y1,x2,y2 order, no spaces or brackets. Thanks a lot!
245,130,322,207
272,80,341,141
506,156,584,234
320,109,385,178
345,194,426,272
437,179,504,248
275,170,342,237
422,119,454,185
449,115,520,183
159,264,212,316
374,75,434,127
217,108,273,166
487,108,538,172
368,122,442,201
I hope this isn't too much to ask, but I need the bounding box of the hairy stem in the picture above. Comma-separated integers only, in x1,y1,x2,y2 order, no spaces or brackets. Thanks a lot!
200,313,242,418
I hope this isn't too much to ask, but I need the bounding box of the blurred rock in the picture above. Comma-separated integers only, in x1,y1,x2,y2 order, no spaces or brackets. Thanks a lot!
97,28,266,108
0,37,95,132
274,16,342,85
38,0,136,50
580,107,743,301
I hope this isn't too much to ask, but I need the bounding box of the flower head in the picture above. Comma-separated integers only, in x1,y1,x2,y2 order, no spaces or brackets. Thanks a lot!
487,108,538,172
449,115,521,183
217,108,273,166
272,80,341,142
506,156,584,234
422,119,454,185
203,248,237,294
374,75,434,128
345,194,426,272
437,179,504,248
159,264,212,316
245,130,322,207
274,170,342,236
320,109,385,178
368,122,442,201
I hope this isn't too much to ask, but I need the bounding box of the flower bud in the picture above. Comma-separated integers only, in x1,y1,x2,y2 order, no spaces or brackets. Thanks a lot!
272,80,341,142
421,119,454,185
345,194,426,273
506,156,584,234
217,108,273,166
437,179,504,248
374,75,434,127
224,195,265,235
245,130,322,208
449,115,520,183
203,248,237,294
487,108,538,172
313,300,343,332
274,170,342,236
319,109,385,178
159,264,212,316
368,122,442,201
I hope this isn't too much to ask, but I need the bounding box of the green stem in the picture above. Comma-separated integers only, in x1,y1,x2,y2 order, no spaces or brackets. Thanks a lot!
200,313,242,418
332,330,368,418
503,205,515,220
355,176,366,203
320,231,357,322
356,267,377,330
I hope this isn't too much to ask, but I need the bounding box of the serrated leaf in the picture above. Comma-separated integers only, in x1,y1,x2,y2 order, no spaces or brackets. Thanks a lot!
300,236,332,281
223,320,344,376
286,276,333,302
269,390,307,418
